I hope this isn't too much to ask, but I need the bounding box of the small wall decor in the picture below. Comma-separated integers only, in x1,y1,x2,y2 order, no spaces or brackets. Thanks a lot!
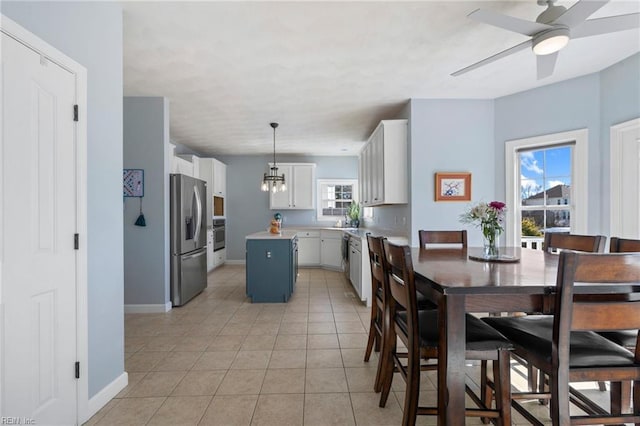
123,169,144,197
435,172,471,201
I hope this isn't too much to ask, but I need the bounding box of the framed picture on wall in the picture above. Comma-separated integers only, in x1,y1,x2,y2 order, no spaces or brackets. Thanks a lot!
435,172,471,201
123,169,144,197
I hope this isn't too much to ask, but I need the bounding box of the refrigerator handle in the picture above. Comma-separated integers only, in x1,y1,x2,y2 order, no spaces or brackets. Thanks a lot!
183,248,206,260
193,184,203,244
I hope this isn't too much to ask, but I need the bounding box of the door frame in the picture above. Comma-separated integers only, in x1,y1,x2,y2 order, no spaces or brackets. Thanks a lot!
610,117,640,238
0,15,88,423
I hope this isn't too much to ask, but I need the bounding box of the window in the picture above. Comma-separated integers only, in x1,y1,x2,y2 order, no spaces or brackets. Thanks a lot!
519,145,572,235
316,179,358,221
505,129,588,247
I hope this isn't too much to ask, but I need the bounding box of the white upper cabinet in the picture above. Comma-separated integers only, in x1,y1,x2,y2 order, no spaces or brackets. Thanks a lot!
173,156,194,176
212,159,226,197
178,155,199,177
359,119,408,206
269,163,316,210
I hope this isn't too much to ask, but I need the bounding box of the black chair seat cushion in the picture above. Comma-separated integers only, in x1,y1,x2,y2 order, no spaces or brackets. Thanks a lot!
483,315,635,368
598,330,637,348
396,310,513,352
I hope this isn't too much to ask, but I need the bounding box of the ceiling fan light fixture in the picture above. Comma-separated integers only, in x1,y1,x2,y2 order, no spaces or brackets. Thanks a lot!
532,27,570,55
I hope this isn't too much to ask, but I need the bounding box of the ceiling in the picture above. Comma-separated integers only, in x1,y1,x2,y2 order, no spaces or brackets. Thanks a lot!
122,1,640,156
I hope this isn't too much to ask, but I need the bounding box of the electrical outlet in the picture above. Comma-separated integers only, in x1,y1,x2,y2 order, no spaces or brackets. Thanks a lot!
402,217,407,225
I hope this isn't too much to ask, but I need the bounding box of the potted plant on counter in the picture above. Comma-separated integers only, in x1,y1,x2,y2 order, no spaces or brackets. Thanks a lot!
347,201,361,228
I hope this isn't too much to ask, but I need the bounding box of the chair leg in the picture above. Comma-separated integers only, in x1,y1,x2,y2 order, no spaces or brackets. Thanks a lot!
528,364,538,392
549,370,569,426
494,351,512,426
480,360,491,424
378,329,396,405
401,345,420,426
621,381,632,414
364,306,378,362
538,371,549,406
633,380,640,426
598,381,608,392
610,381,632,416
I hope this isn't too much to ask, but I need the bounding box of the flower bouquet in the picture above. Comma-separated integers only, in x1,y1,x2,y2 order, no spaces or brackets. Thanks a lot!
459,201,506,258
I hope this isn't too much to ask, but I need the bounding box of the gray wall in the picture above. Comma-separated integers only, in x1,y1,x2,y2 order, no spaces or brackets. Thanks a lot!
494,52,640,235
408,99,496,247
123,97,171,305
494,73,601,232
598,53,640,234
1,2,125,397
216,155,358,261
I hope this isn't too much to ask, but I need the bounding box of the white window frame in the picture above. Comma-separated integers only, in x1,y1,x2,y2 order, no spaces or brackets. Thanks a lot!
316,179,358,222
505,129,588,247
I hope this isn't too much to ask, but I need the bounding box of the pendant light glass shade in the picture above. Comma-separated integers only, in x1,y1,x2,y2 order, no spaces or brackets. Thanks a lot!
261,122,286,192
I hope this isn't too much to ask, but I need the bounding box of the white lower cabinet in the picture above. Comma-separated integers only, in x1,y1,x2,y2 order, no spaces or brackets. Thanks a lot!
213,248,226,268
320,230,343,269
297,231,321,266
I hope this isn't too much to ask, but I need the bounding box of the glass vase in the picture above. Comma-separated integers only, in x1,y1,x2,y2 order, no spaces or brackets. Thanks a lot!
482,225,499,258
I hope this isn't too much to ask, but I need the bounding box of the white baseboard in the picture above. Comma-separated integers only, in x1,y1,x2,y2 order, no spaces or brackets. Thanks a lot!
224,259,245,265
124,302,172,314
85,372,128,421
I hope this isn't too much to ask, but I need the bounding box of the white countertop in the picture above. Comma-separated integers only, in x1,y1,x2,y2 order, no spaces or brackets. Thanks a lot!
246,230,298,240
281,226,407,242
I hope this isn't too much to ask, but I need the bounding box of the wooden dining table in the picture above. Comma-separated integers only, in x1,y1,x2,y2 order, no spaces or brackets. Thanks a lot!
411,246,561,426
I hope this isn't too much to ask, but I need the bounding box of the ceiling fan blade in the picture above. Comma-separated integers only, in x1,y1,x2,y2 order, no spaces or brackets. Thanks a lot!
554,0,609,27
537,52,558,79
451,40,532,77
572,13,640,38
469,8,552,36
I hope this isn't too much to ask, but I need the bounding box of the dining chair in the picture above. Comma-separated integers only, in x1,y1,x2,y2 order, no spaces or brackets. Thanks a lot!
363,235,388,392
597,237,640,414
543,232,606,254
365,235,437,393
483,251,640,425
522,232,606,394
378,240,513,426
418,230,467,248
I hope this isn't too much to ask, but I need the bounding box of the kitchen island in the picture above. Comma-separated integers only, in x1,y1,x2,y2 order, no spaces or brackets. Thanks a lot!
245,231,298,303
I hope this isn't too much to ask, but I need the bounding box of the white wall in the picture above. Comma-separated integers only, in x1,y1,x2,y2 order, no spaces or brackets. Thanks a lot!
1,1,125,398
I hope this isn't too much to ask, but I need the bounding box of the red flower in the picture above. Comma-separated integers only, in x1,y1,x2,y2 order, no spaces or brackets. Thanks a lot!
489,201,506,210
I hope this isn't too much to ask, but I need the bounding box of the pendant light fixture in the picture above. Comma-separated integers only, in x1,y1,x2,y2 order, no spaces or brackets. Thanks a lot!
261,122,286,193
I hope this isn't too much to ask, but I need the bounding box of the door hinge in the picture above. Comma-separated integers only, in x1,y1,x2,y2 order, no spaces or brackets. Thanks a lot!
75,362,80,379
73,105,79,122
74,233,79,250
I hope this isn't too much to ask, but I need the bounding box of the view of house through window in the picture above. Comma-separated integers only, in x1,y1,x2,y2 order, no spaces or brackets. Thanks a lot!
316,179,358,221
519,145,573,237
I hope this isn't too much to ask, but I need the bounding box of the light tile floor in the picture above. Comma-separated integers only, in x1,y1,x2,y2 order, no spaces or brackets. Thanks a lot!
85,265,612,425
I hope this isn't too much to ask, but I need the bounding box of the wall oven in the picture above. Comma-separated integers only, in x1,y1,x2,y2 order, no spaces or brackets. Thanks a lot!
212,218,225,251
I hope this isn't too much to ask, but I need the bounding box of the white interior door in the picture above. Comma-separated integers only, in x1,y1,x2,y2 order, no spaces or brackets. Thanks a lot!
1,32,78,423
610,118,640,239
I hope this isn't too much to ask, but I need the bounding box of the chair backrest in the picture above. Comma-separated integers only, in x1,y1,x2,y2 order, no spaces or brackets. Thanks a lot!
418,230,467,248
543,232,606,253
366,235,386,302
610,237,640,253
554,251,640,367
382,240,419,339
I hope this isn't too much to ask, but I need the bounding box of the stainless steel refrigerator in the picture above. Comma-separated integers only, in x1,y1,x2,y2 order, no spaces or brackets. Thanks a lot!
170,174,207,306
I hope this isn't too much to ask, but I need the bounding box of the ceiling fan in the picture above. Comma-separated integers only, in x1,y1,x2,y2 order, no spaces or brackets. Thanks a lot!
452,0,640,80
